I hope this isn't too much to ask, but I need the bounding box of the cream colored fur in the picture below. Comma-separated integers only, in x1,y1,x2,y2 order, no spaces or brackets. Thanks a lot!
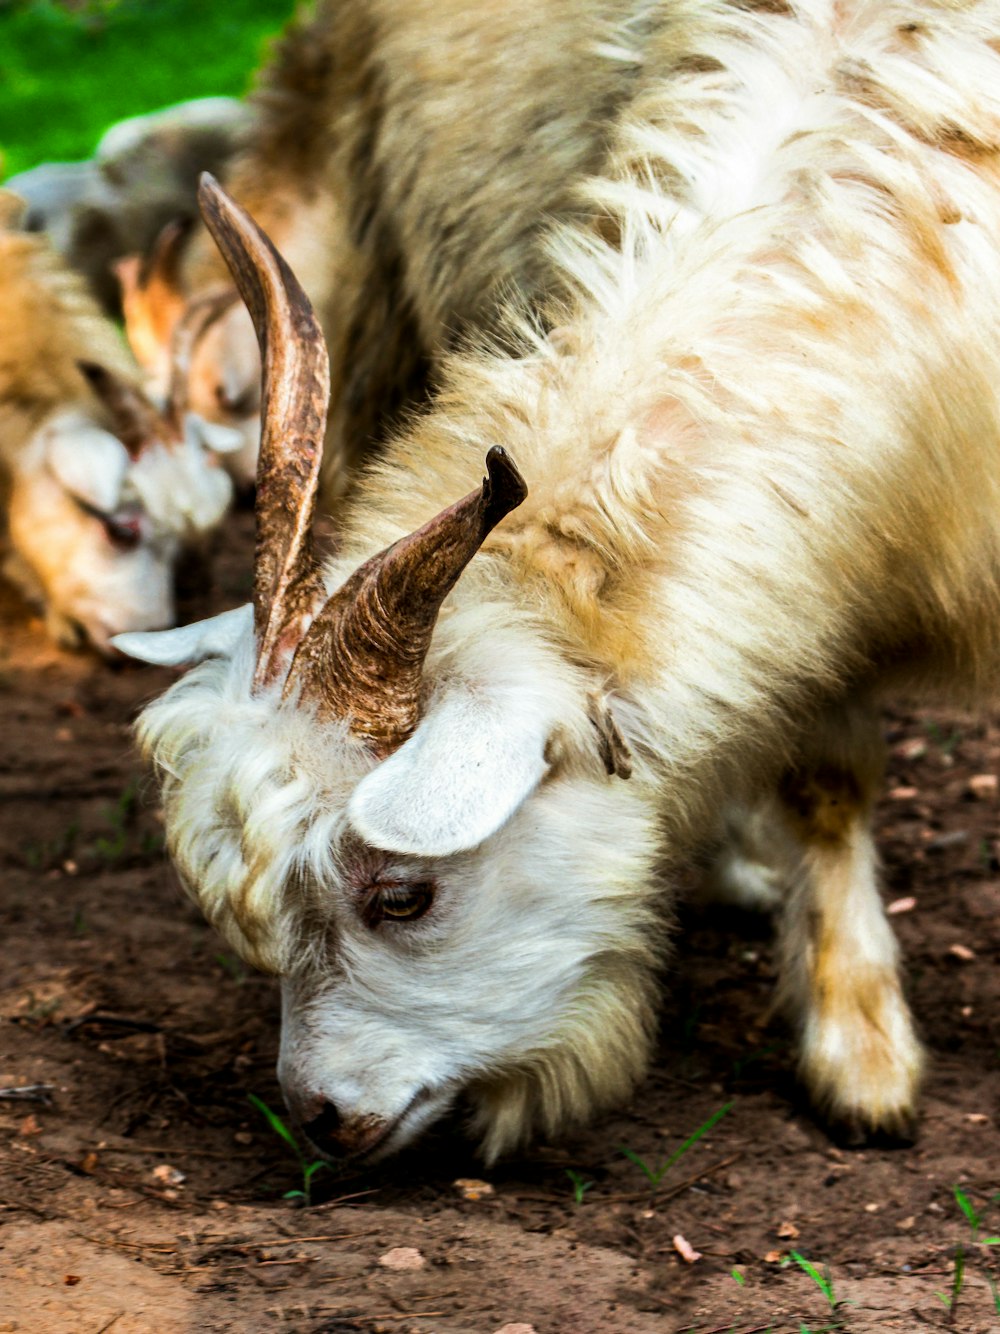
0,220,235,651
127,0,1000,1157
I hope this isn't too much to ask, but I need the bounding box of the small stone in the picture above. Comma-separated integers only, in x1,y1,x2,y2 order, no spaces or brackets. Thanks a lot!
151,1164,185,1186
63,1276,81,1287
886,896,916,915
894,738,927,761
18,1114,41,1137
764,1250,783,1263
672,1234,702,1263
378,1247,426,1271
948,943,975,962
888,786,918,800
211,1200,230,1211
865,1203,879,1213
777,1221,800,1239
234,1130,253,1145
453,1177,495,1201
967,773,998,799
62,860,78,876
896,1215,916,1231
494,1326,538,1334
965,1113,989,1125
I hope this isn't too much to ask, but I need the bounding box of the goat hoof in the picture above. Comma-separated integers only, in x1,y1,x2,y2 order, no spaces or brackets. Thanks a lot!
825,1108,918,1150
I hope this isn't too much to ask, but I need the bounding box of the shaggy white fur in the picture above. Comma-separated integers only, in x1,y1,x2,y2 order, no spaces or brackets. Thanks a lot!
125,0,1000,1157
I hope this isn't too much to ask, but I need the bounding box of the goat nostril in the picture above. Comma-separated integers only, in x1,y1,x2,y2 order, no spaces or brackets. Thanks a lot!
302,1101,342,1147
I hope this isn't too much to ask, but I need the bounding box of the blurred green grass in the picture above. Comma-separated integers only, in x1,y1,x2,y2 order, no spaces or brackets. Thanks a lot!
0,0,297,179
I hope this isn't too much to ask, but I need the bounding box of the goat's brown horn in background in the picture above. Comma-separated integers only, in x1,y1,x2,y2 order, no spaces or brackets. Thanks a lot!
77,361,162,458
141,217,191,293
164,286,240,432
197,172,330,689
286,447,527,754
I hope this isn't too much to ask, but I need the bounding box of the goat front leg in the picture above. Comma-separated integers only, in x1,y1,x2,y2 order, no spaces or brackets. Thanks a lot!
774,706,923,1143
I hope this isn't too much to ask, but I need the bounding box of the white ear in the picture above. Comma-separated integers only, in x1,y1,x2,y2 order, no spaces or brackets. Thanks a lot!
112,603,252,665
186,414,246,455
44,415,130,513
347,687,551,857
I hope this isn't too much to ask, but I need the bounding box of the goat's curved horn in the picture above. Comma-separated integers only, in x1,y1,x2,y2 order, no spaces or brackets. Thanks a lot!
197,172,329,689
286,446,527,754
77,361,163,458
140,217,190,295
164,286,240,433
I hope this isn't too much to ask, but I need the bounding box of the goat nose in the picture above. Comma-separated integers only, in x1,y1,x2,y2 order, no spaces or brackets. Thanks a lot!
301,1102,392,1160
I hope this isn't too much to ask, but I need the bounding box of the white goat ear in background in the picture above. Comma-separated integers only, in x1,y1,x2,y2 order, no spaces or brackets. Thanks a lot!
347,688,551,857
112,603,252,666
44,415,130,513
186,414,245,455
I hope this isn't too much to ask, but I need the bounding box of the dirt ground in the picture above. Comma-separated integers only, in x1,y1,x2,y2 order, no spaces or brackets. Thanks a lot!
1,513,998,1334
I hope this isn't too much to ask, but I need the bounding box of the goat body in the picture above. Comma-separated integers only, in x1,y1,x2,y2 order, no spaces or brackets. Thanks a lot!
128,0,670,496
123,0,1000,1161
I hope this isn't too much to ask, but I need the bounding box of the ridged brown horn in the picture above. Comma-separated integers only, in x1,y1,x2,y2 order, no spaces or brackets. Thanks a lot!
285,447,527,754
164,286,240,433
197,172,330,689
77,361,165,458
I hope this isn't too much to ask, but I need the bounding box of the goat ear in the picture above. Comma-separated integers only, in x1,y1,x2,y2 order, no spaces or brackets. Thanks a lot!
347,687,550,857
44,416,130,513
187,415,246,455
112,603,252,666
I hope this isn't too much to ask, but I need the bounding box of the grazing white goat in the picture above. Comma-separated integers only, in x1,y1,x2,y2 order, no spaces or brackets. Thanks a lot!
0,194,239,652
119,0,1000,1163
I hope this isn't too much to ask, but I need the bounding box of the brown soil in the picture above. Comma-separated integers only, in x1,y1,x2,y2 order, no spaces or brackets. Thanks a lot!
1,515,998,1334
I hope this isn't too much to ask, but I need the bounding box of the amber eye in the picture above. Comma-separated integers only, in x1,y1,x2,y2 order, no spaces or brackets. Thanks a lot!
362,882,435,928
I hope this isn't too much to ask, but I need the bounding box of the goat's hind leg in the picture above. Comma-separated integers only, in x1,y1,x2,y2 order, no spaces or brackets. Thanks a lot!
775,704,923,1143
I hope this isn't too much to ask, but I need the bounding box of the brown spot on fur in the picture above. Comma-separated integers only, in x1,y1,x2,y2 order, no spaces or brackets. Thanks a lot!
779,764,865,845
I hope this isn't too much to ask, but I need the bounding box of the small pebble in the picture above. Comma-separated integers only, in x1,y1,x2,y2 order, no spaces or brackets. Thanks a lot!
777,1221,800,1239
453,1177,495,1201
672,1234,702,1264
888,786,918,800
151,1164,185,1186
948,943,975,962
886,896,916,915
378,1247,425,1271
896,1215,916,1231
967,773,998,798
494,1325,538,1334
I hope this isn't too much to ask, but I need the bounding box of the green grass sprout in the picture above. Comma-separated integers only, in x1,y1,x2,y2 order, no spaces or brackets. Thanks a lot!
565,1169,595,1204
248,1092,328,1205
789,1251,837,1312
618,1101,732,1188
936,1185,1000,1317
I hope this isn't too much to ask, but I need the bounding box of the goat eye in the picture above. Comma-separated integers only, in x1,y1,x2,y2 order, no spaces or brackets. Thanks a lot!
362,882,435,928
103,514,143,550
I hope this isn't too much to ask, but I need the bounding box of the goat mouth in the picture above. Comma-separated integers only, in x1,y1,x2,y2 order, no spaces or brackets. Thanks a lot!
301,1085,450,1165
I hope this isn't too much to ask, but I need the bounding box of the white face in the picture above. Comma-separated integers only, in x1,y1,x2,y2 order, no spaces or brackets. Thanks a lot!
7,410,234,653
118,613,664,1162
275,777,662,1162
